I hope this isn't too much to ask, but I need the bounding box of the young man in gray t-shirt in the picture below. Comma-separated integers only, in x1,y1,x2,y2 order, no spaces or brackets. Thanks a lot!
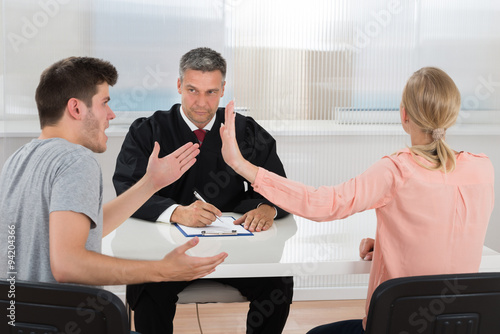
1,138,102,283
0,57,227,287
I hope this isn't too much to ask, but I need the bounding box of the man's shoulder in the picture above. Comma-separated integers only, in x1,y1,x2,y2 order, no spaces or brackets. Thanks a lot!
152,104,180,118
6,138,99,177
130,104,180,128
48,139,99,168
238,114,272,137
31,138,93,158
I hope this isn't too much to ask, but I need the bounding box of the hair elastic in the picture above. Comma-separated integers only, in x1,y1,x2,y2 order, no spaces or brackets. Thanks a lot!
432,128,445,141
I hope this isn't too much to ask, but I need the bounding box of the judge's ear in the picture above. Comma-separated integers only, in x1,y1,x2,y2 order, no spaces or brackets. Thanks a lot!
66,98,82,120
177,78,182,94
220,80,226,98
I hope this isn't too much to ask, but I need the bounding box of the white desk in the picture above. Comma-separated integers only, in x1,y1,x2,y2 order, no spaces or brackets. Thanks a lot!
102,212,500,279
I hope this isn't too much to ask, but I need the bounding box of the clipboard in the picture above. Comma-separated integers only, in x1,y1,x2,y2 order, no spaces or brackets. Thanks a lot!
174,216,254,237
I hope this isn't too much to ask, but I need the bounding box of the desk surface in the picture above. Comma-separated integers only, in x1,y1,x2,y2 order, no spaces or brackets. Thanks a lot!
102,211,500,279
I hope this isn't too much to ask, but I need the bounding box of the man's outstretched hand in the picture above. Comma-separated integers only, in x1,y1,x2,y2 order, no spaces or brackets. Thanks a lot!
158,237,228,281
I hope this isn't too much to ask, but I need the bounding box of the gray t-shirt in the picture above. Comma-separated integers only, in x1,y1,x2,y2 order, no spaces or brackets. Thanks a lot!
0,138,103,283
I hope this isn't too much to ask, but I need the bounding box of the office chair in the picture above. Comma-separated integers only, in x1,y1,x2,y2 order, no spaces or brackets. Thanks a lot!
365,272,500,334
177,280,247,304
0,279,129,334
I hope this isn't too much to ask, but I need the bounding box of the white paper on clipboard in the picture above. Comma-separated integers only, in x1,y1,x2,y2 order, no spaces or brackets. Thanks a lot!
174,216,253,237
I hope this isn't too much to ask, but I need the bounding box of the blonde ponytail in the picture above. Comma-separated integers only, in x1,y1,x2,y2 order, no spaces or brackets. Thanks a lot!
401,67,461,173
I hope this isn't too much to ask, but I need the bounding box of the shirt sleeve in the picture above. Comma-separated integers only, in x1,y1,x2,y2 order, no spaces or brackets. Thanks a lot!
50,155,102,228
157,204,180,223
251,156,406,222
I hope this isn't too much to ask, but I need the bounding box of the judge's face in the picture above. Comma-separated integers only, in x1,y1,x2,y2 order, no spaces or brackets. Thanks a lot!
177,69,225,129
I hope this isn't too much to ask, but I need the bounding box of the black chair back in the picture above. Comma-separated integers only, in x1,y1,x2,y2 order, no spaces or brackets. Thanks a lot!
365,272,500,334
0,279,129,334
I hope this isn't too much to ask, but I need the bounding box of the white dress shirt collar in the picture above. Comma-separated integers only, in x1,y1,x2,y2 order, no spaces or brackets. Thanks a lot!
179,105,217,132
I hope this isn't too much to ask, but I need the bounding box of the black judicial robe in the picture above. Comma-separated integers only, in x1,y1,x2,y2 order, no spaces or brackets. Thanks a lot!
113,104,289,221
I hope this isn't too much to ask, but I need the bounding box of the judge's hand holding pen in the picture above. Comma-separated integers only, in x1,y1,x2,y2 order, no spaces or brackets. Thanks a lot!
171,192,223,228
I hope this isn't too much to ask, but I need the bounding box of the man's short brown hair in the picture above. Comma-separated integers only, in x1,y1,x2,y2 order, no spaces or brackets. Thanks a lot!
35,57,118,128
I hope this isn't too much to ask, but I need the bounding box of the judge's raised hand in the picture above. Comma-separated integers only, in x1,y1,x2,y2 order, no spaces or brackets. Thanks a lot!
146,141,199,192
220,101,259,183
159,237,228,281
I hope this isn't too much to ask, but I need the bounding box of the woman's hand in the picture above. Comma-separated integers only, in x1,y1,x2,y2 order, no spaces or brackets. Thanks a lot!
359,238,375,261
220,101,258,183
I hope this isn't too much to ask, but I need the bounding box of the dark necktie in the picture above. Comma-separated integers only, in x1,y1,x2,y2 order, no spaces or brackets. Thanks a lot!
193,129,206,146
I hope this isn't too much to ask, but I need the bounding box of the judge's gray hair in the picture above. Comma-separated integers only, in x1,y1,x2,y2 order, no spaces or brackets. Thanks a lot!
179,47,226,83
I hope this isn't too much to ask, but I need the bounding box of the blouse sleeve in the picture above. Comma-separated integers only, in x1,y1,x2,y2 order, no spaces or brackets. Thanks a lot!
251,156,407,222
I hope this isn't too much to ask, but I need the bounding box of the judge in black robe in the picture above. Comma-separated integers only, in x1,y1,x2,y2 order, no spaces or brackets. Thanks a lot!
113,104,293,334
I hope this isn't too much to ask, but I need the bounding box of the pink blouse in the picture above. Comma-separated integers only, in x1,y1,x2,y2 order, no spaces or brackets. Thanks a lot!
252,148,494,327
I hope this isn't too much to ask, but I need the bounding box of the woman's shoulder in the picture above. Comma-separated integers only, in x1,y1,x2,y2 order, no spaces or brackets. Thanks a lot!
456,151,493,173
368,148,414,178
385,148,491,165
381,148,413,167
457,151,490,160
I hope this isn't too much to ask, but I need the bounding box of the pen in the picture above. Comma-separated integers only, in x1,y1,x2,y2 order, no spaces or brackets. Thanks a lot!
193,190,225,224
201,230,237,236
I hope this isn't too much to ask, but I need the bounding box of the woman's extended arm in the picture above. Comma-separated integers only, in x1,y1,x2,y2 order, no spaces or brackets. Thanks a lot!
220,101,400,222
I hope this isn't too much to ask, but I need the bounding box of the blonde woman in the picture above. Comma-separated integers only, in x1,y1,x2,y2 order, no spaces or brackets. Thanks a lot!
219,67,494,334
